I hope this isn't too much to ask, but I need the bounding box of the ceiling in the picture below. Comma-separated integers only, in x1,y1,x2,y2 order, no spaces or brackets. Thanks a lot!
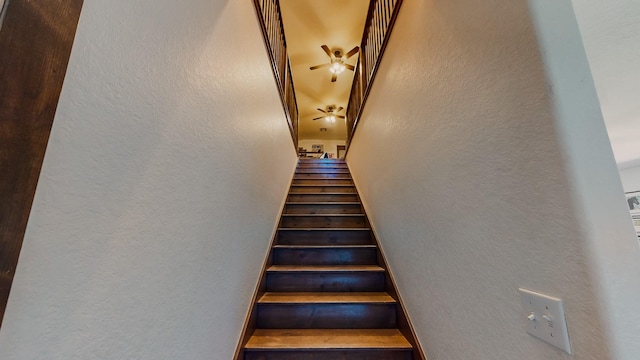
279,0,369,141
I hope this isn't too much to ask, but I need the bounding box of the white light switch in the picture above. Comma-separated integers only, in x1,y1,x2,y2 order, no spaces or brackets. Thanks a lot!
519,288,572,354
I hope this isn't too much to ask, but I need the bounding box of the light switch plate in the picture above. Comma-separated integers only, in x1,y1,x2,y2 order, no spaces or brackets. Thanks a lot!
519,288,572,354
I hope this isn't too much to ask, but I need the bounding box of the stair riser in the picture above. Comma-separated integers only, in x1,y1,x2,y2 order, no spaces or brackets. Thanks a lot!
277,230,371,245
280,216,366,228
294,173,352,179
256,304,396,329
289,186,356,194
292,179,354,185
287,194,359,202
295,168,350,173
285,203,362,214
266,272,385,292
273,248,377,266
245,350,412,360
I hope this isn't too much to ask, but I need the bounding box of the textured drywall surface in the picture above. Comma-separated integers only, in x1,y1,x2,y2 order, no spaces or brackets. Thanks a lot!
619,166,640,193
528,2,640,358
346,0,640,359
0,0,298,359
571,0,640,167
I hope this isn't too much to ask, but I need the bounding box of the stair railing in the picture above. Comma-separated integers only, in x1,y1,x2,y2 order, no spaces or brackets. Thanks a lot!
346,0,403,150
253,0,299,149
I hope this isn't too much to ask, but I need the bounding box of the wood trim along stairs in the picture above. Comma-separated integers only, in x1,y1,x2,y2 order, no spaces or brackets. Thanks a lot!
234,158,425,360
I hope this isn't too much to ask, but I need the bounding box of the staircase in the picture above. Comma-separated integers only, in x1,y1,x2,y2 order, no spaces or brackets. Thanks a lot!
238,158,423,360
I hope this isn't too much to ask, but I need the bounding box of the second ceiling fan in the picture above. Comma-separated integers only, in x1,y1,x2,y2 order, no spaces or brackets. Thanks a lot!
313,105,345,124
310,45,359,82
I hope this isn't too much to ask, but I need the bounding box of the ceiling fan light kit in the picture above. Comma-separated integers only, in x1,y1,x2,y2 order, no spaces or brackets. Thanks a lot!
309,44,359,82
313,105,346,125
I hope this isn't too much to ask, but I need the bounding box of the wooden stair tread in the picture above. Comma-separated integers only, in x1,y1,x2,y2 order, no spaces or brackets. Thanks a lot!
268,265,385,272
282,214,365,217
291,184,354,187
286,202,360,205
245,329,411,350
258,292,395,304
278,228,370,231
273,245,376,249
288,192,357,195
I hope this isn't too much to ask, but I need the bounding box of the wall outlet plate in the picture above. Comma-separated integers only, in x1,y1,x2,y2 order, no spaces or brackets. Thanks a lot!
519,288,572,354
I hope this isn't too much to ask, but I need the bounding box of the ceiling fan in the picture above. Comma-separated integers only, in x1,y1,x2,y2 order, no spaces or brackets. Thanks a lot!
313,105,345,124
309,45,359,82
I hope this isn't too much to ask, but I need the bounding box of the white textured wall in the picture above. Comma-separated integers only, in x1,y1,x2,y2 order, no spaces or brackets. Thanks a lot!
570,0,640,167
0,0,297,359
347,0,640,359
619,166,640,193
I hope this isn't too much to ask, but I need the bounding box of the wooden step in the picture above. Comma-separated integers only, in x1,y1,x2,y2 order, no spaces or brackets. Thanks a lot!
256,303,396,329
268,265,385,272
284,202,362,214
280,215,367,228
292,178,354,185
289,185,356,194
296,166,350,171
245,329,413,360
297,163,348,168
294,173,352,179
246,329,410,349
298,159,347,167
298,158,345,164
287,193,359,202
295,168,350,174
266,265,385,292
272,245,377,266
277,228,371,246
259,292,395,304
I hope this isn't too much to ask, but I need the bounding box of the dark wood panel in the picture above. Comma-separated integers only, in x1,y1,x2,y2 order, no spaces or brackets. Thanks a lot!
294,173,352,179
0,0,84,327
272,246,377,266
287,193,360,202
289,185,356,194
256,303,396,329
284,202,363,214
292,178,354,185
277,229,371,245
266,271,385,292
280,215,367,228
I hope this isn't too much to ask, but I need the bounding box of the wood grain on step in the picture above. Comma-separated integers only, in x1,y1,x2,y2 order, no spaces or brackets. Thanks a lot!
245,329,411,350
258,292,395,304
268,265,384,272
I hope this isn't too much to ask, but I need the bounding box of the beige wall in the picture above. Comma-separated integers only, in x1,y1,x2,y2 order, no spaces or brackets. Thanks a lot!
347,0,640,359
0,0,298,359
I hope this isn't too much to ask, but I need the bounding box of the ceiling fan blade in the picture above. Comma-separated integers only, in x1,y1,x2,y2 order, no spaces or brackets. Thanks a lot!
345,64,355,71
317,108,327,114
310,63,331,70
312,116,324,121
337,107,344,112
321,45,332,58
331,73,337,82
337,115,346,119
344,46,360,59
